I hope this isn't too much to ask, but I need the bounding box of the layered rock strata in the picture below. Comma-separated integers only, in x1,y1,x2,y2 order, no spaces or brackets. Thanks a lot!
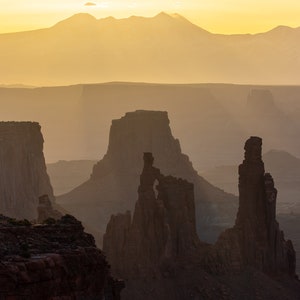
0,214,123,299
0,122,54,220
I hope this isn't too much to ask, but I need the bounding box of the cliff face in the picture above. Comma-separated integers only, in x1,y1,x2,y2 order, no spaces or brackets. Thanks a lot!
103,142,299,300
214,137,296,275
0,214,123,299
92,111,190,179
103,153,200,278
58,111,237,244
0,122,54,220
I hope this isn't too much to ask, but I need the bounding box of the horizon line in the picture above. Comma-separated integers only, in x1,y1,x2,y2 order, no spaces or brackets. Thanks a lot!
2,81,300,90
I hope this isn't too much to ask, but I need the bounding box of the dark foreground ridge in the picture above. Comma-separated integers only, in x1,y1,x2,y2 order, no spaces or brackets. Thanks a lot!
0,214,124,299
103,138,300,300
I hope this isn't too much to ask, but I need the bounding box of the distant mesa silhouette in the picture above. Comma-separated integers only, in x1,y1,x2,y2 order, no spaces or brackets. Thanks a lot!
57,110,237,245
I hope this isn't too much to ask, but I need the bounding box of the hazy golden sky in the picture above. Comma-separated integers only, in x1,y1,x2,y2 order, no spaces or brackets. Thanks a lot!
1,0,300,34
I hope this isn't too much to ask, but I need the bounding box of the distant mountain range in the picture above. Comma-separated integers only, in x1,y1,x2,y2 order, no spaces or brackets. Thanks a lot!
1,12,300,85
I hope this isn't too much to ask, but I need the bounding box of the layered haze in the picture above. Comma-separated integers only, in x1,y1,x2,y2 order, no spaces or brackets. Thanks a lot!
0,83,300,172
1,4,300,284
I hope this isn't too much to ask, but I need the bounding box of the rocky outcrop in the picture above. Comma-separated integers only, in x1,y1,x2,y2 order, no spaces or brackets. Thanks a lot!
213,137,296,275
58,111,237,244
103,140,299,300
0,214,124,299
0,122,54,220
37,194,63,223
103,153,200,277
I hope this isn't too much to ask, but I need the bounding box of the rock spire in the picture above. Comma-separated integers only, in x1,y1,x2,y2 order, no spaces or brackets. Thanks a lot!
103,152,199,277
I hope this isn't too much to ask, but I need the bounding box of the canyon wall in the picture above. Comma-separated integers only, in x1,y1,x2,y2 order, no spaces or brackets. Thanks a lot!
0,122,54,220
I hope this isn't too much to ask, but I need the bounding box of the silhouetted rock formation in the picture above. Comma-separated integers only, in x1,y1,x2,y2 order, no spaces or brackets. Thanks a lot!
103,153,200,277
0,214,124,299
103,142,300,300
0,122,54,220
58,111,237,244
37,194,63,223
213,137,296,275
200,148,300,274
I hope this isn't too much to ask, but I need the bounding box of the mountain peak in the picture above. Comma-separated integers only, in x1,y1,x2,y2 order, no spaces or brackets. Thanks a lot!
53,13,97,28
263,24,298,37
154,11,172,19
271,25,293,32
171,13,185,19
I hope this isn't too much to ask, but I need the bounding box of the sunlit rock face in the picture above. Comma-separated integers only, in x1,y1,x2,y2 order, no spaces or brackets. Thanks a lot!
0,122,54,220
58,110,237,244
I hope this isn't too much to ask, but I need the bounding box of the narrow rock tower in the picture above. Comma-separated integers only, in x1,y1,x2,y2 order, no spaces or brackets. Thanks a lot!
103,152,200,277
216,136,296,275
236,136,295,273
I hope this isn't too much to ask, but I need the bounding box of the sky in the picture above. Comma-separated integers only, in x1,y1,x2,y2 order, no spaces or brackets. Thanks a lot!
1,0,300,34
